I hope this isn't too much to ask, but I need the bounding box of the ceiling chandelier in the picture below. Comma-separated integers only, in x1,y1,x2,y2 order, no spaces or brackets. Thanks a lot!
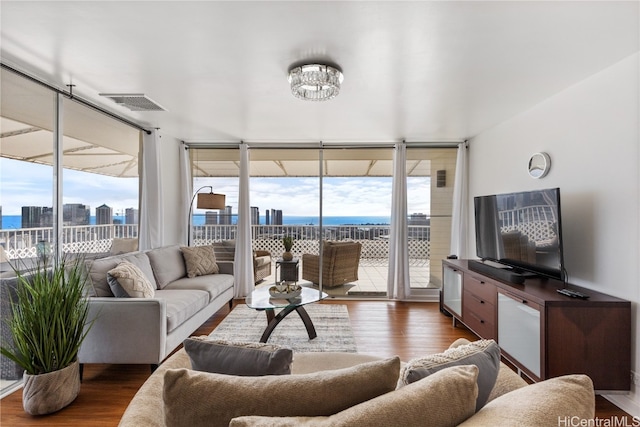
288,64,344,101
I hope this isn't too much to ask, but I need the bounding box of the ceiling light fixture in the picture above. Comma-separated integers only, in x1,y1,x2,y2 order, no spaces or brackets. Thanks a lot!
287,64,344,101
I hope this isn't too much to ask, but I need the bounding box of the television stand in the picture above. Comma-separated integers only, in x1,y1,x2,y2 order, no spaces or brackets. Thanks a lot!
468,259,530,284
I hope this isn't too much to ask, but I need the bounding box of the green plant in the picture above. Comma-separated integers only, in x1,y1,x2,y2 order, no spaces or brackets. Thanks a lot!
282,236,294,252
1,257,93,375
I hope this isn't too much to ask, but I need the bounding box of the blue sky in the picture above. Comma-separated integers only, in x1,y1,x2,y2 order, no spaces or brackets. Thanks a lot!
1,158,431,217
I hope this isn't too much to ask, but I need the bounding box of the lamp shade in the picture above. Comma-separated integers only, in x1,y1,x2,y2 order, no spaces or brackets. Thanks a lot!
197,193,225,210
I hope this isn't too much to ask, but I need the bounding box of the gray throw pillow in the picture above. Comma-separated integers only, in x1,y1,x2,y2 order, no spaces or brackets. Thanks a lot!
184,338,294,376
401,339,500,411
107,273,130,298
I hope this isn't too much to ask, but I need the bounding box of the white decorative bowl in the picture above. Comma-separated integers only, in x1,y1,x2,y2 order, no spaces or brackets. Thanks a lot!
269,285,302,299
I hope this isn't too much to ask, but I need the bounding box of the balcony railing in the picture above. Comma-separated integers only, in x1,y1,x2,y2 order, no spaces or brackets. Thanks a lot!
1,224,430,266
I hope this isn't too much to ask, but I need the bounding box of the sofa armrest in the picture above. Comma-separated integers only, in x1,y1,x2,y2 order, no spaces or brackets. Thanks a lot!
254,250,271,258
217,260,234,275
79,297,167,364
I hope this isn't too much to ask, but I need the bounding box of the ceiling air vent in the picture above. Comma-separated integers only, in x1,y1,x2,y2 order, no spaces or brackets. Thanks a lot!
99,93,166,112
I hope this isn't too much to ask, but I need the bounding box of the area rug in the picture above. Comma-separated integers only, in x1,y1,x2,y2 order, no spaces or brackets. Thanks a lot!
208,304,357,353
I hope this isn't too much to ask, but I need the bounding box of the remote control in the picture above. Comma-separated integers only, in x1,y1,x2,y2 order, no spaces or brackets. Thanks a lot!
557,288,589,299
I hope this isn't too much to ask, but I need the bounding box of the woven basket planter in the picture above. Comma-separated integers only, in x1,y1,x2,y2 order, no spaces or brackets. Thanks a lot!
22,359,81,415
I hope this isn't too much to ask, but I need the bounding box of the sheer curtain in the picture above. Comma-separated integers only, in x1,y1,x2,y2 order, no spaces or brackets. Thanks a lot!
450,142,468,258
139,129,164,250
234,143,254,298
387,143,410,299
179,142,192,245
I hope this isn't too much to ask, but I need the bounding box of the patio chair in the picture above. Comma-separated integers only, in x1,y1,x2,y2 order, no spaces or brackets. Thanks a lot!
212,240,272,284
302,241,362,288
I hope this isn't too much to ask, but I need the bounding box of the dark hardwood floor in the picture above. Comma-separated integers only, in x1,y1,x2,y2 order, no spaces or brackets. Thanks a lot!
0,300,631,426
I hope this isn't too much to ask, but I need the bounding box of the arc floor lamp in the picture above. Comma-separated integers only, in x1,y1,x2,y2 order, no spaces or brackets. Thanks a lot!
188,185,226,246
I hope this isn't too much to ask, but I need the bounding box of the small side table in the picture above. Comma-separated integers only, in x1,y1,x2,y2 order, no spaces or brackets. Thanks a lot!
276,258,299,282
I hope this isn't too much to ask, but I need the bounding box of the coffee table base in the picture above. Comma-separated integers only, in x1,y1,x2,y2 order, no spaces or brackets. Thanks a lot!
261,305,317,343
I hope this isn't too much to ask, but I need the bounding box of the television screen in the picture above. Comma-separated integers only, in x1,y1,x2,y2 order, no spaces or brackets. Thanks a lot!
474,188,565,281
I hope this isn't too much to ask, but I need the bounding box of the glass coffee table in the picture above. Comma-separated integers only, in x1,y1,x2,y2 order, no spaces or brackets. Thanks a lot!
246,286,328,343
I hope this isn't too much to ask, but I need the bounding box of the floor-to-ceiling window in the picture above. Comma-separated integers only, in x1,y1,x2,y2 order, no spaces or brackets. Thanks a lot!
0,67,141,397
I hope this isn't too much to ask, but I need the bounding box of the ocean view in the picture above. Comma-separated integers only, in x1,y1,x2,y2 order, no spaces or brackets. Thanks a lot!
0,215,391,229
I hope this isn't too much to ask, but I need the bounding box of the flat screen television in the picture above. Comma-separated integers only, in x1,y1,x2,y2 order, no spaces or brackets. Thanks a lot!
474,187,565,282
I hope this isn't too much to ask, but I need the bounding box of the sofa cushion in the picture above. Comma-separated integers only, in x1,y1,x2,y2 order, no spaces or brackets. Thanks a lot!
156,289,210,333
184,338,293,376
147,245,187,289
108,261,155,298
228,365,479,427
163,274,234,302
106,273,130,298
401,339,500,411
458,374,595,427
181,246,219,278
85,256,124,297
163,356,401,427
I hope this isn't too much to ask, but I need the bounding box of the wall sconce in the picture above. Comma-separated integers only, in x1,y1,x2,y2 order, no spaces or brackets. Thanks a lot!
188,186,225,245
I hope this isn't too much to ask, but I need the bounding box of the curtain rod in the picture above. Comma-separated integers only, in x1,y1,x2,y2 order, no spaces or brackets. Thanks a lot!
185,141,463,149
1,62,152,135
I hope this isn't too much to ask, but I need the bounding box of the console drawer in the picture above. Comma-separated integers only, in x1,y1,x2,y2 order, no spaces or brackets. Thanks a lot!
463,307,496,340
464,274,497,304
464,290,495,322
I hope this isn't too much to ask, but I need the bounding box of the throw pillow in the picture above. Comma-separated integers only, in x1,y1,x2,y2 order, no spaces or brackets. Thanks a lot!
163,356,401,427
107,261,155,298
458,374,595,427
183,337,293,376
400,339,500,411
181,245,219,278
228,365,479,427
106,273,130,298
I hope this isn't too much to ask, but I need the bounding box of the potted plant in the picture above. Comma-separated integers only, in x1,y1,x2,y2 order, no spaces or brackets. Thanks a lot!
282,236,294,261
1,257,93,415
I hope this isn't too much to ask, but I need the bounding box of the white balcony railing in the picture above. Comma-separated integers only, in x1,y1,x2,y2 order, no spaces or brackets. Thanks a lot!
1,224,430,267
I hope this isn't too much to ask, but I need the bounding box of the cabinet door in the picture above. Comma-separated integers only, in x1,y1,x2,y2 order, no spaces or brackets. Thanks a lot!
498,292,541,378
442,266,463,318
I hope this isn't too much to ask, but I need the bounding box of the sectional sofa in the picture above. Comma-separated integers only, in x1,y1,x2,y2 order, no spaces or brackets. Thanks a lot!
79,245,234,369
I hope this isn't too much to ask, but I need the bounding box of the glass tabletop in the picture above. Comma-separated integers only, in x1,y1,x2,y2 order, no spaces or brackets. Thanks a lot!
246,286,327,310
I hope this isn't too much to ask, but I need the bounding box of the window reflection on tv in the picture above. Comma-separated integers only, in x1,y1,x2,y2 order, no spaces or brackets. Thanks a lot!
474,188,565,281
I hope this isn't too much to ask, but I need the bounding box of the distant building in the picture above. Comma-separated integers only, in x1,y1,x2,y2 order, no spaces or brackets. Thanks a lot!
21,206,52,228
63,203,90,225
250,207,260,225
270,209,283,225
408,213,429,226
125,208,138,225
0,206,2,229
205,211,218,225
220,206,233,225
96,204,113,225
265,210,270,225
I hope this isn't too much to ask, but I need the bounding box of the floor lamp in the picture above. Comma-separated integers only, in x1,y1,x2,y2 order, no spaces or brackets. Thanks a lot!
188,185,226,246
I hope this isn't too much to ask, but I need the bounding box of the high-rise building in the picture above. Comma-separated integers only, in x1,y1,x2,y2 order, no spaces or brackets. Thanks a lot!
250,206,260,225
205,211,218,225
220,206,233,225
265,209,270,225
270,209,283,225
0,206,2,229
125,208,139,224
96,204,113,225
21,206,44,228
63,203,90,225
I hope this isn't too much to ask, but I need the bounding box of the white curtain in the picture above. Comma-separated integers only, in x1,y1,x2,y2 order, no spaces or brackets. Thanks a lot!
450,142,468,258
234,143,254,298
387,143,410,300
139,130,164,250
179,142,192,245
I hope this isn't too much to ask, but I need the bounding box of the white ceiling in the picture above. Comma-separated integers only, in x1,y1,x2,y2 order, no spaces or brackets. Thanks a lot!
1,1,638,144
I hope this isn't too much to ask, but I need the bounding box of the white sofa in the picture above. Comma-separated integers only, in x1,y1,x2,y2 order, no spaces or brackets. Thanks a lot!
79,245,234,369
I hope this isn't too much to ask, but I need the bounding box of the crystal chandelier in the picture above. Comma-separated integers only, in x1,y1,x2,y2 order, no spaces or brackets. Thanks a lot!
288,64,344,101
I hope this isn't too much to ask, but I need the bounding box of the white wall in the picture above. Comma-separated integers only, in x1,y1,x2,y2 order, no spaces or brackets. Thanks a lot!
467,53,639,416
157,134,184,246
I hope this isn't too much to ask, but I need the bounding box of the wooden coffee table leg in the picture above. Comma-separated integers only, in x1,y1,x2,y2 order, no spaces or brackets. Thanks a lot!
260,305,317,343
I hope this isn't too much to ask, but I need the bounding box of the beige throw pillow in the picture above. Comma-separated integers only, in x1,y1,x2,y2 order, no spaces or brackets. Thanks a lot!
229,365,479,427
458,374,595,426
181,245,219,278
107,261,155,298
163,357,401,427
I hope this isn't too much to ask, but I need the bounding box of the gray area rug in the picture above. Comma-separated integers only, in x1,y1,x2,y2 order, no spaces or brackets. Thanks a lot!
208,304,357,353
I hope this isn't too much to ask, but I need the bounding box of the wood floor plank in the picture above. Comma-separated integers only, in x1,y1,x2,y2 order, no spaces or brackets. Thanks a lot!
0,300,631,426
